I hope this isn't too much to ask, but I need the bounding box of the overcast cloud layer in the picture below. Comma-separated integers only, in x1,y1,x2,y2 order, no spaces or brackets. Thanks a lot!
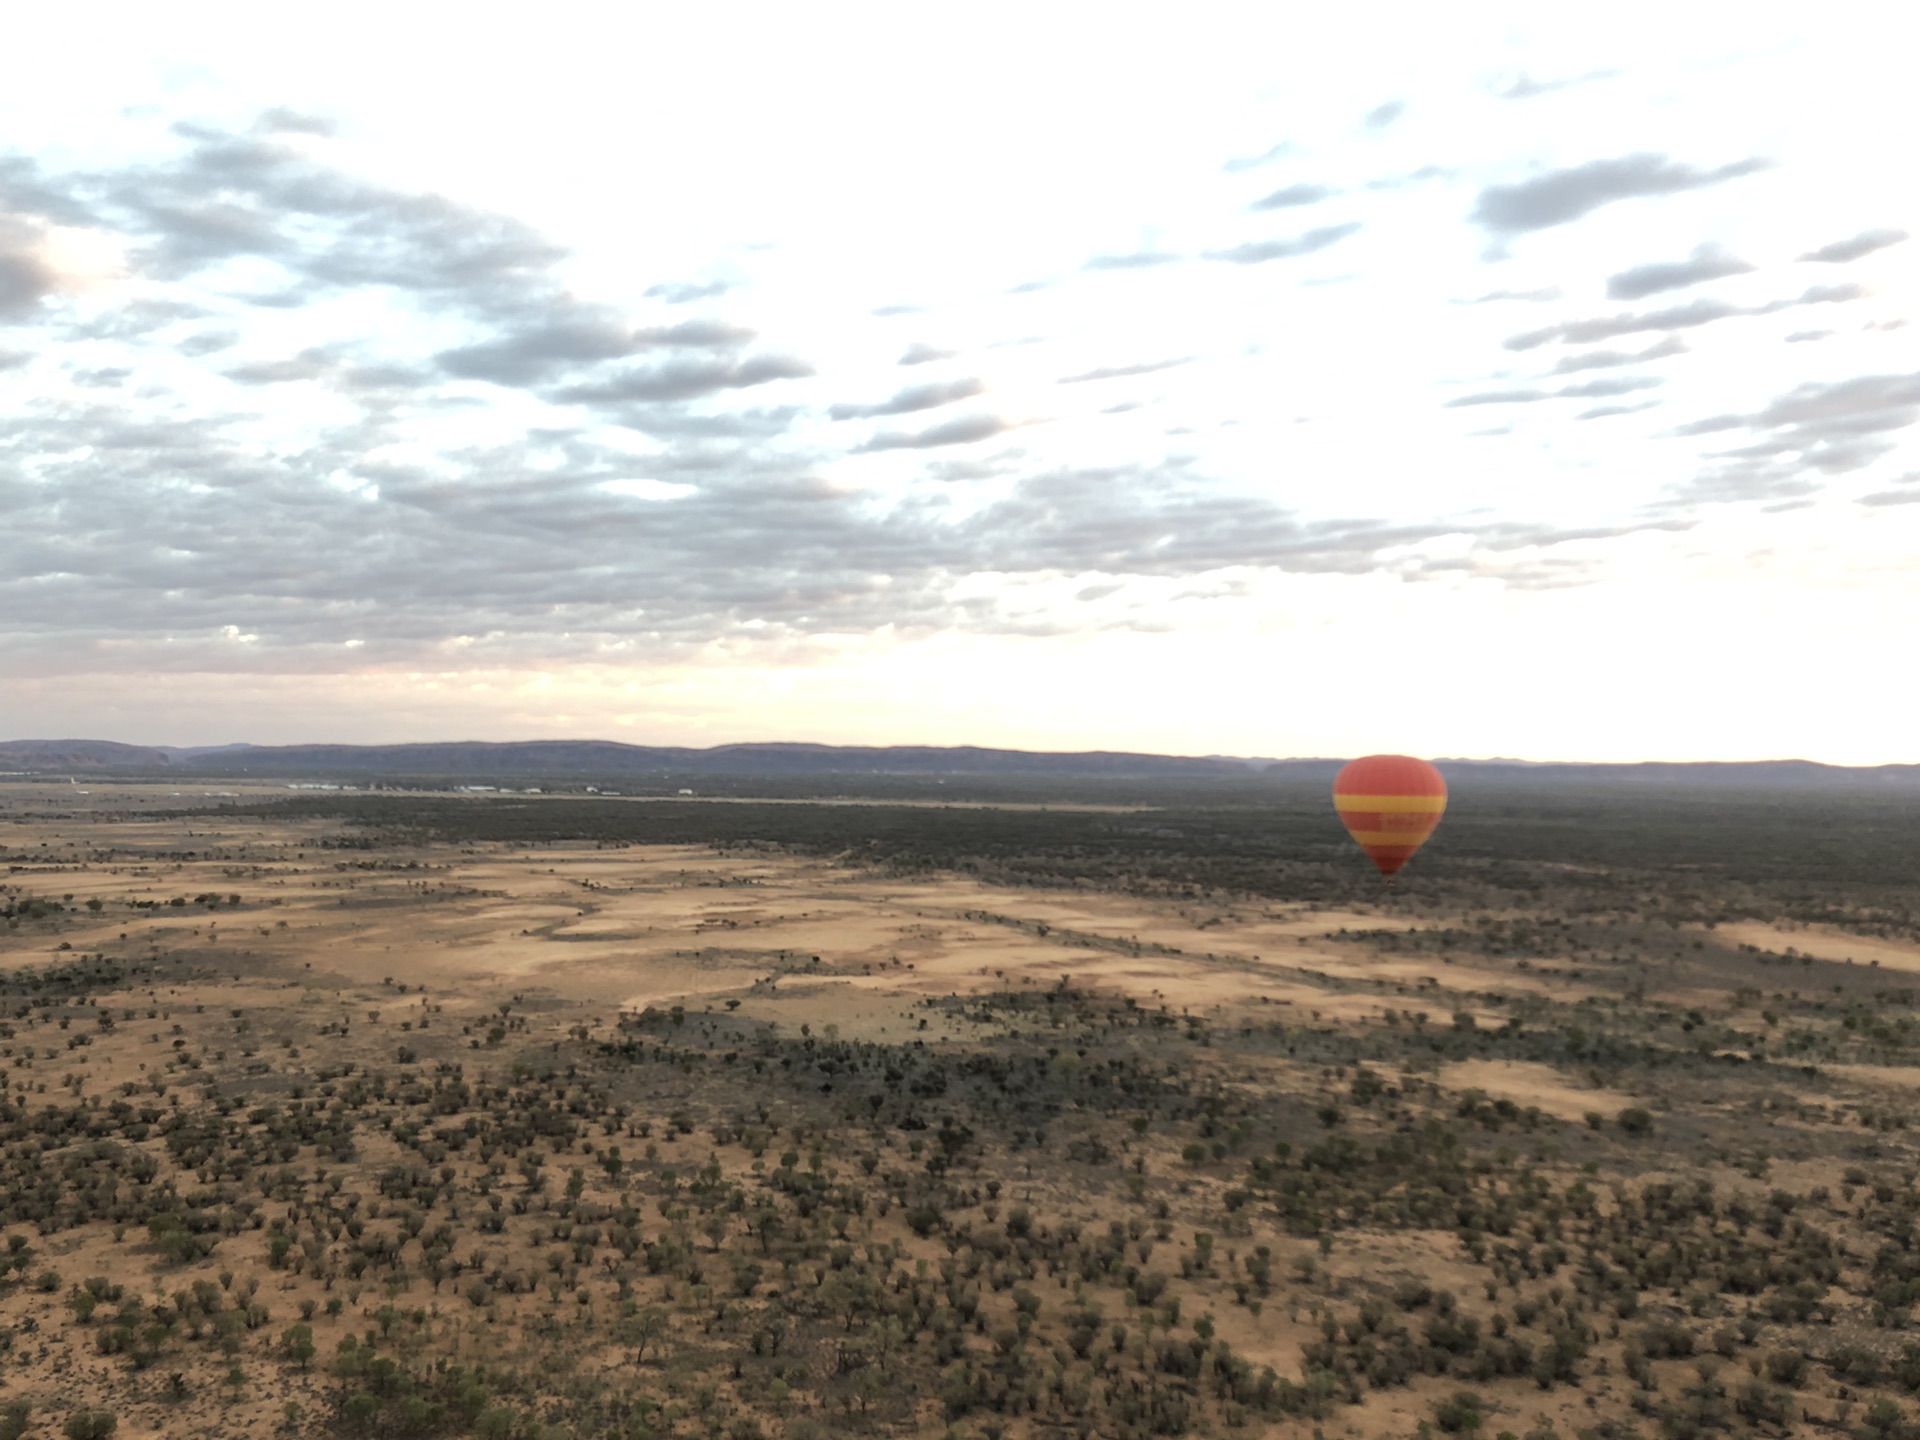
1,8,1915,759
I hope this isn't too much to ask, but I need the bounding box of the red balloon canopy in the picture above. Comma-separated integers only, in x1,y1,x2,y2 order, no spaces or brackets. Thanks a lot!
1332,755,1448,878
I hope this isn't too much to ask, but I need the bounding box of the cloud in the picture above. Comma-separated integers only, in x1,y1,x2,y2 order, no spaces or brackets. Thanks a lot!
0,156,95,227
1506,285,1859,351
1443,388,1549,408
0,110,1781,678
1205,222,1360,265
646,279,735,303
1365,165,1452,193
1058,358,1191,384
253,108,338,137
1083,250,1181,271
1472,153,1769,234
224,350,335,384
1363,101,1405,128
857,412,1013,451
0,364,1699,671
1556,375,1662,399
1672,371,1920,503
1488,69,1618,100
828,376,984,420
1443,374,1664,410
1605,245,1753,301
1576,402,1659,421
176,329,239,356
898,343,957,366
1460,287,1564,304
1859,487,1920,507
112,132,571,295
0,216,60,319
1552,299,1734,347
1549,337,1686,372
946,469,1669,590
1223,142,1293,173
1250,183,1336,211
1746,373,1920,438
437,316,756,385
553,353,814,404
1800,228,1908,264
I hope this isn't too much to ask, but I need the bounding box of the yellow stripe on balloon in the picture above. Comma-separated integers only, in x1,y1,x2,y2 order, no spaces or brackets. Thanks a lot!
1333,794,1450,812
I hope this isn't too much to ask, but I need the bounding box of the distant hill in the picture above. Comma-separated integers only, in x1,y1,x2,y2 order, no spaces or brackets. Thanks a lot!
3,738,1917,789
155,744,255,761
0,739,172,770
165,740,1274,779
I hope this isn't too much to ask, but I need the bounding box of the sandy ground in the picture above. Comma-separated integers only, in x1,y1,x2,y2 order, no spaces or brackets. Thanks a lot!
1716,920,1920,974
1,792,1496,1032
0,785,1734,1128
1439,1059,1613,1123
1823,1064,1920,1091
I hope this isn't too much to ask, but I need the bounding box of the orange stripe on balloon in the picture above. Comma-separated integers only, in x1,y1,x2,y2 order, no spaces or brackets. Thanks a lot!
1333,793,1450,813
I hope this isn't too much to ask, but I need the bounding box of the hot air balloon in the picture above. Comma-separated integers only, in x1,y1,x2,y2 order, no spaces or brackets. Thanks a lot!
1333,754,1447,880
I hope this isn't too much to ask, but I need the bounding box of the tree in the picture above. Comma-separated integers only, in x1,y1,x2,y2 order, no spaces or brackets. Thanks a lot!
626,1306,670,1363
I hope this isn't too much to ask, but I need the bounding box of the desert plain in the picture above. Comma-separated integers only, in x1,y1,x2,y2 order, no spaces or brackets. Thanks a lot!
3,776,1920,1440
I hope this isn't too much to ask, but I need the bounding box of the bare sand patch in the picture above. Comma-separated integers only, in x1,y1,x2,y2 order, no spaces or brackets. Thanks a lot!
1825,1064,1920,1091
1717,920,1920,973
1440,1059,1609,1123
2,819,1567,1040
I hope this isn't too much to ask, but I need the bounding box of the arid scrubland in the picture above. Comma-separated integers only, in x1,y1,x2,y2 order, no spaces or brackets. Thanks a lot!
3,779,1920,1440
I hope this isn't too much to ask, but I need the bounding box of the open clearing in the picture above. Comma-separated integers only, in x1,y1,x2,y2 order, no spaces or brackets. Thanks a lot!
1715,919,1920,974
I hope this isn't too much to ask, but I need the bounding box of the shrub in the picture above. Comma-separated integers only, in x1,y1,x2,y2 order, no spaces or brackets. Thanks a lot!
1435,1390,1484,1434
905,1205,944,1238
1765,1349,1808,1387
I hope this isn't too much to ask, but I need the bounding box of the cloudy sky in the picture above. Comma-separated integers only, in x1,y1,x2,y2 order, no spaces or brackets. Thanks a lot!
2,5,1915,762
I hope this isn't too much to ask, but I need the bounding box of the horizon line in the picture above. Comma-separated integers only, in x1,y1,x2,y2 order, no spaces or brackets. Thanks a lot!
4,737,1917,770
